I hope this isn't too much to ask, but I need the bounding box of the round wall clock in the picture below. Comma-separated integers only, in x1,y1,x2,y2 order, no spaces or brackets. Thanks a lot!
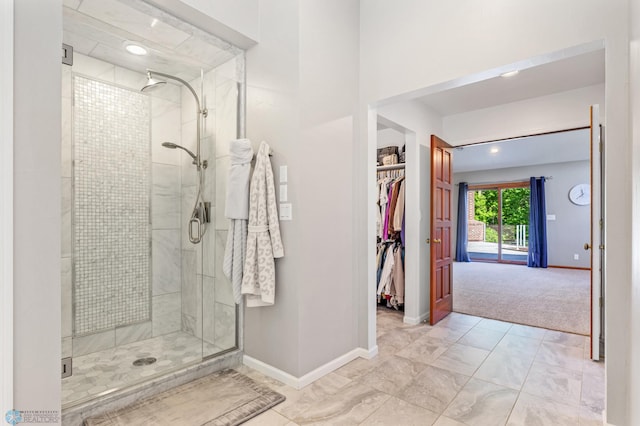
568,183,590,205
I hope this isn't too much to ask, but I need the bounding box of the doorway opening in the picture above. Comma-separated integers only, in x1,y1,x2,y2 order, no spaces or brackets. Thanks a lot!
366,42,605,363
451,127,593,336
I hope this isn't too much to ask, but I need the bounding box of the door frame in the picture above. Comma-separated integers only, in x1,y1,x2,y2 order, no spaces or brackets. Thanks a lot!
589,105,604,360
363,42,607,359
0,0,14,412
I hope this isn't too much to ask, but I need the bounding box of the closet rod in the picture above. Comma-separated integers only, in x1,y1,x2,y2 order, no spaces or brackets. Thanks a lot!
456,176,553,186
377,163,405,171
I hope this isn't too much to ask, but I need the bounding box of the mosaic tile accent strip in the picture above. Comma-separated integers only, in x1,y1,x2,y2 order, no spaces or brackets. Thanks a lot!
73,75,151,335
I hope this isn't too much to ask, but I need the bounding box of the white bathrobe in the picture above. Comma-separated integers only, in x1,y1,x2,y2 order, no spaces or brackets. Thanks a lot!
241,141,284,307
223,138,254,304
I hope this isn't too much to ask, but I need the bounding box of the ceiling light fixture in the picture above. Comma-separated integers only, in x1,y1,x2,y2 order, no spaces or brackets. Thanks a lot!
490,147,500,154
500,70,519,78
124,42,148,56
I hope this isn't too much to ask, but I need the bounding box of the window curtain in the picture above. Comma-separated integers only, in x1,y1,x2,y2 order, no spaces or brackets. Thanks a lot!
528,177,548,268
455,182,471,262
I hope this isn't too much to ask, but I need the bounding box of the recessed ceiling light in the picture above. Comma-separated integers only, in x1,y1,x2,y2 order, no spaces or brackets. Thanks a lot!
124,42,148,56
500,70,519,78
490,147,500,154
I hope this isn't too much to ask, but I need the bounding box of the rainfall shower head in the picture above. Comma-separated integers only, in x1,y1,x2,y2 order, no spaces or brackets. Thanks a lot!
141,72,166,92
161,142,197,161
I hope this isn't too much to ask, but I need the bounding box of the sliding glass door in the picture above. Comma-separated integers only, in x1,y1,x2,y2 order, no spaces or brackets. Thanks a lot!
467,183,529,264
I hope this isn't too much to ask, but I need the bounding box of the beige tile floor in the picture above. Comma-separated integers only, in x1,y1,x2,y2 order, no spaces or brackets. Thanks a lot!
239,308,604,426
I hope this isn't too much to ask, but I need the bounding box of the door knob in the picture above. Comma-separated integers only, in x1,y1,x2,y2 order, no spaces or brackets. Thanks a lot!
584,243,591,250
433,239,442,244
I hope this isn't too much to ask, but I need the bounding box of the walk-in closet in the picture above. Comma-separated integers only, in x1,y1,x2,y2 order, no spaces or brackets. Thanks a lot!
376,125,406,312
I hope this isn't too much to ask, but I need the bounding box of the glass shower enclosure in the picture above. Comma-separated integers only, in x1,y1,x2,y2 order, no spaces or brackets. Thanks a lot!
61,0,245,407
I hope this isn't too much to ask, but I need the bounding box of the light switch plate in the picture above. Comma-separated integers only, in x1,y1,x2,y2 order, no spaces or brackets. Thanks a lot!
279,165,288,183
280,184,288,202
279,203,292,220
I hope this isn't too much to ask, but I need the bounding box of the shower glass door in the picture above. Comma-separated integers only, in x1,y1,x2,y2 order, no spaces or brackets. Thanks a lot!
199,53,243,358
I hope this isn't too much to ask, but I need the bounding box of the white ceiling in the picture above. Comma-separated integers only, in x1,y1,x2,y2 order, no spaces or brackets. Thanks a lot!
453,128,591,173
63,0,240,82
419,49,605,116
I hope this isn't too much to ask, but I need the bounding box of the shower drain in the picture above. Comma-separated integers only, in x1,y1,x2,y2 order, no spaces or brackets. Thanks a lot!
133,357,157,367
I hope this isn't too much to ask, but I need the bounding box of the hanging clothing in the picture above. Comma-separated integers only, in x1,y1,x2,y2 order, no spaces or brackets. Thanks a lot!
393,246,405,304
377,178,391,239
241,141,284,307
375,242,405,309
377,244,395,296
223,138,254,304
382,184,393,239
375,167,405,310
393,180,405,232
387,179,401,233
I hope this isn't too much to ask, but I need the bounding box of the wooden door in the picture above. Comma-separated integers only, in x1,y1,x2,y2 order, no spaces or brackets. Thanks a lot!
588,105,604,360
430,135,453,325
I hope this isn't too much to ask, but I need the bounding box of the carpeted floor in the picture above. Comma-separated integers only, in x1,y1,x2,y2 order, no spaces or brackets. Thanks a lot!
84,369,285,426
453,261,591,335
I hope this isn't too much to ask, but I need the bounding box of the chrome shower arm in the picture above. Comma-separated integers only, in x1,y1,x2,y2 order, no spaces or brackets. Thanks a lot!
146,70,203,113
147,69,207,171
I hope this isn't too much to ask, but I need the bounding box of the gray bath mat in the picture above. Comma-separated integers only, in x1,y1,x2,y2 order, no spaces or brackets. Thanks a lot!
84,369,285,426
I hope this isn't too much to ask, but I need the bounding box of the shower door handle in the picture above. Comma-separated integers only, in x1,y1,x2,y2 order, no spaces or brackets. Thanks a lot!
189,217,202,244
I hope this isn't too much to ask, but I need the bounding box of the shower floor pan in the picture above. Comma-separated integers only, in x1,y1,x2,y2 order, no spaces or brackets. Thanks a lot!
62,331,225,407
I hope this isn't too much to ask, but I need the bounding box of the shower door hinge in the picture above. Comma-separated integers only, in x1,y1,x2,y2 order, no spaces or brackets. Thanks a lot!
62,44,74,66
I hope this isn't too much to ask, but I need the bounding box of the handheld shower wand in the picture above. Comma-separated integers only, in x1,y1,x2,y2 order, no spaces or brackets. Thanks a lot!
161,142,198,164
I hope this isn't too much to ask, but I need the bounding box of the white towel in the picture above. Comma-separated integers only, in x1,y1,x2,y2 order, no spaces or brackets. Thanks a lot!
223,138,254,304
224,219,247,304
225,138,253,219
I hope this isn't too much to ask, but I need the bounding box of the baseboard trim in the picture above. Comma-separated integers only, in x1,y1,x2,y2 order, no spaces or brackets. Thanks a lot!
404,312,429,325
548,265,591,271
243,347,375,390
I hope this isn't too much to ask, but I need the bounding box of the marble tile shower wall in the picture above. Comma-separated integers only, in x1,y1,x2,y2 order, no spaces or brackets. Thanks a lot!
178,57,240,354
73,76,151,336
61,53,184,358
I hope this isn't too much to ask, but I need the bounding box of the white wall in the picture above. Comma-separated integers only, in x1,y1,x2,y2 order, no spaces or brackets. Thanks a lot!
629,0,640,422
454,161,591,268
443,84,605,145
146,0,259,48
243,0,301,377
13,0,62,418
243,0,361,378
0,0,13,416
359,2,630,424
377,127,405,150
177,0,259,42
